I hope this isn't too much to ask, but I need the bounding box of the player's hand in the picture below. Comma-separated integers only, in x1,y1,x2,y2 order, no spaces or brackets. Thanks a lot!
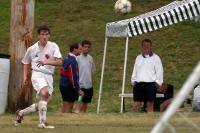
37,61,47,67
159,83,167,93
37,60,44,67
78,90,84,96
37,60,51,67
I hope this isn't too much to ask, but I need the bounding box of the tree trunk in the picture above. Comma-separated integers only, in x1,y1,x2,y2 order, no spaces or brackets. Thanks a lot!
8,0,35,111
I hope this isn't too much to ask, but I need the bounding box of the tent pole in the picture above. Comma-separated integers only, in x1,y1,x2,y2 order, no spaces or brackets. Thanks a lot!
120,37,129,113
97,37,108,114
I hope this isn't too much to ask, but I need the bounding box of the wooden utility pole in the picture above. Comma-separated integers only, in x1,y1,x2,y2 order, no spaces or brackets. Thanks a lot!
8,0,35,111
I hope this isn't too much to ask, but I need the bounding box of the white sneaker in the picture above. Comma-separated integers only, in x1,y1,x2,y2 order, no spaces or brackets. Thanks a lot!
38,123,55,129
14,121,20,126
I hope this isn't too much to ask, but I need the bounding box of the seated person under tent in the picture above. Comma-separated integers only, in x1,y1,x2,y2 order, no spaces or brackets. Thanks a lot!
142,83,174,112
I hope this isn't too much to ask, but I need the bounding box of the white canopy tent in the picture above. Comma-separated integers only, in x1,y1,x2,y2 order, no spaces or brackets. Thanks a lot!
97,0,200,114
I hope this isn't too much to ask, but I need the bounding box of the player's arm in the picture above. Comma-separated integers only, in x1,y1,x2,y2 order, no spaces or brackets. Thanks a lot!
37,57,62,67
22,47,31,85
71,61,84,96
155,56,163,86
23,64,29,85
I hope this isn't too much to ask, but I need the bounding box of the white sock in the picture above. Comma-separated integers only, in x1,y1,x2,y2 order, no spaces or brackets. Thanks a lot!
19,104,37,116
38,100,47,124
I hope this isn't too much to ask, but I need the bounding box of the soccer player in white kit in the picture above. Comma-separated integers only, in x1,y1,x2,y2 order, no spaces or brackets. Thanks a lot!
15,25,62,128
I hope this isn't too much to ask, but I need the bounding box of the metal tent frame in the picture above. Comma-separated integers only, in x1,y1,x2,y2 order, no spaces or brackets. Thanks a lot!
97,0,200,114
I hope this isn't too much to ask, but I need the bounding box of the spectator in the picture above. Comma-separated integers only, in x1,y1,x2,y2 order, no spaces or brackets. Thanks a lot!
131,39,163,112
59,43,84,113
141,83,174,112
75,40,95,113
154,83,174,112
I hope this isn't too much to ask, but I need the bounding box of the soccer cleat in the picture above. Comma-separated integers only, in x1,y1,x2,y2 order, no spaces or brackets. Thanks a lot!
38,122,55,129
14,109,23,126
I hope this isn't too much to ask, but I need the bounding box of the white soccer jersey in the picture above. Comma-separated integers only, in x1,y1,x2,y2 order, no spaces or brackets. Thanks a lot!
77,54,95,89
131,53,163,86
22,41,62,75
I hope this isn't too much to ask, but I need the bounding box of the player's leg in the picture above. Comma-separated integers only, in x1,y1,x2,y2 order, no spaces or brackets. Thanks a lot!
63,101,74,113
75,102,82,113
81,88,93,113
81,103,87,113
133,101,141,111
15,72,41,126
132,83,143,112
146,101,154,112
160,98,172,111
60,86,78,113
146,82,157,112
20,104,38,115
38,86,48,124
37,74,55,128
15,104,38,126
37,86,55,129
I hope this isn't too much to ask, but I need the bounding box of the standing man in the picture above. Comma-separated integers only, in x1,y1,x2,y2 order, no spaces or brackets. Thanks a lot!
15,24,62,128
59,43,83,113
131,39,163,112
75,40,95,113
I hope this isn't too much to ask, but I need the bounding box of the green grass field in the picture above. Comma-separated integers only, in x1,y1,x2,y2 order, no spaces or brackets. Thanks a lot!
1,112,200,133
1,0,200,132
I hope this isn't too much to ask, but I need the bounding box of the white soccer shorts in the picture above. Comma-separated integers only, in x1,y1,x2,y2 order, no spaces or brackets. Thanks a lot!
31,71,53,98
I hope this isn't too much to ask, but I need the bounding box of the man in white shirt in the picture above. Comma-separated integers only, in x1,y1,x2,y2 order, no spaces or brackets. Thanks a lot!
193,84,200,112
15,25,62,128
75,40,95,113
131,39,163,112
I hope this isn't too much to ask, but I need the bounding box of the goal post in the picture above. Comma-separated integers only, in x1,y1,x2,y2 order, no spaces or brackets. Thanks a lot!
150,61,200,133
